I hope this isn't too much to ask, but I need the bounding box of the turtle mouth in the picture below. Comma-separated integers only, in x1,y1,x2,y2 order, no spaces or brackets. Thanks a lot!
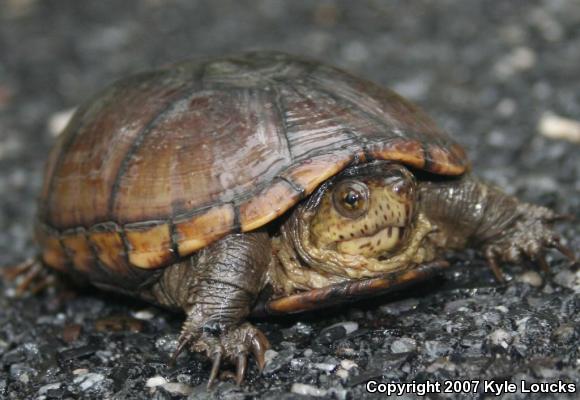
335,225,406,258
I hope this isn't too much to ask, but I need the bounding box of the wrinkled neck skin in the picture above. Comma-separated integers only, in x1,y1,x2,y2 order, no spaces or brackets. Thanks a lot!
269,162,444,295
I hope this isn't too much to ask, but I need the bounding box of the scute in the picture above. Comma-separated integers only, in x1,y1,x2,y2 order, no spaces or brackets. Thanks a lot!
38,51,469,272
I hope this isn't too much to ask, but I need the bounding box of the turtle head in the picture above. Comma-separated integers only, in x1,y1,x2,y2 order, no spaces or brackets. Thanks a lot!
309,161,417,258
271,160,438,292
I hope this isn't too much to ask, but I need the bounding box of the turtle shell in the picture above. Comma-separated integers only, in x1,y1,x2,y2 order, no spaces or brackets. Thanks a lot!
36,51,468,276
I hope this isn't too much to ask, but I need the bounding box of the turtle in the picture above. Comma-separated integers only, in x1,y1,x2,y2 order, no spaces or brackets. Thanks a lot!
8,51,575,386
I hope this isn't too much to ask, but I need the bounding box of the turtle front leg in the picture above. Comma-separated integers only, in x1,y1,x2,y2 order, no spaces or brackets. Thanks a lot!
419,175,576,281
479,200,575,279
151,232,272,386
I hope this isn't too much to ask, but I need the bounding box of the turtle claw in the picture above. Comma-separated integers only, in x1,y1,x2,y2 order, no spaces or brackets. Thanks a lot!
175,322,270,386
170,336,191,366
235,352,248,385
549,239,576,263
250,329,270,371
485,248,506,283
207,348,223,389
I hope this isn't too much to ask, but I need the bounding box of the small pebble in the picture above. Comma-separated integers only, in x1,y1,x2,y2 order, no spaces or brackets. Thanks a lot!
496,98,516,117
47,108,76,137
319,321,358,339
517,271,543,287
291,383,328,397
264,349,278,366
390,337,417,353
539,113,580,143
494,46,536,78
494,305,509,313
312,362,336,372
335,368,349,380
488,329,513,348
553,270,579,291
340,359,358,370
290,358,306,368
132,309,155,320
542,284,554,294
161,382,193,396
424,340,452,357
146,376,167,388
317,325,347,343
263,349,294,374
380,299,419,315
10,364,35,384
73,372,105,391
38,382,62,395
0,338,8,353
73,368,89,375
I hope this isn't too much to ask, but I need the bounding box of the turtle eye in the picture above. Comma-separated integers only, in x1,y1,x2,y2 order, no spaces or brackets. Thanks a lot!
333,180,369,219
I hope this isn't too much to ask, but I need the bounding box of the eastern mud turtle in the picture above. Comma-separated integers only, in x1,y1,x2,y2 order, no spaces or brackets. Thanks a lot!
13,51,575,385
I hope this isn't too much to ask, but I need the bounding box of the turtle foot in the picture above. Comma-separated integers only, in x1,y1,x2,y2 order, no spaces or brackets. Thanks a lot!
172,322,270,387
2,257,55,295
484,205,576,282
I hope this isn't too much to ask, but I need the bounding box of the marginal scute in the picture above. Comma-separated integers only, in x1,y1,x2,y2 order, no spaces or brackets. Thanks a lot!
174,204,235,256
424,144,467,175
280,152,354,195
61,228,95,273
125,221,175,269
367,139,426,171
88,223,127,274
451,143,470,171
34,223,67,272
239,179,303,231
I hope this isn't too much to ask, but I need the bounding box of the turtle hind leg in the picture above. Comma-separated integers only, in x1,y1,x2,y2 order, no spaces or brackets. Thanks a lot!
2,257,56,295
151,231,272,386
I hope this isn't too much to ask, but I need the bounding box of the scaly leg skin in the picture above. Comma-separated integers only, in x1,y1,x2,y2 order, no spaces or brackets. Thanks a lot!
481,202,576,282
419,175,576,282
2,257,56,295
151,232,272,387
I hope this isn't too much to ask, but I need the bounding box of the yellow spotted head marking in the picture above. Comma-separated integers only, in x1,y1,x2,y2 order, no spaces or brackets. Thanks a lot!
310,162,416,258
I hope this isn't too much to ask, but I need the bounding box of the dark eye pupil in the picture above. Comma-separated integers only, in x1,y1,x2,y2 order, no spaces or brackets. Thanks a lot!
344,191,359,206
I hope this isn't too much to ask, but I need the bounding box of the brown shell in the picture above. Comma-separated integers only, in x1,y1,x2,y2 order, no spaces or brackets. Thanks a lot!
36,51,469,274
